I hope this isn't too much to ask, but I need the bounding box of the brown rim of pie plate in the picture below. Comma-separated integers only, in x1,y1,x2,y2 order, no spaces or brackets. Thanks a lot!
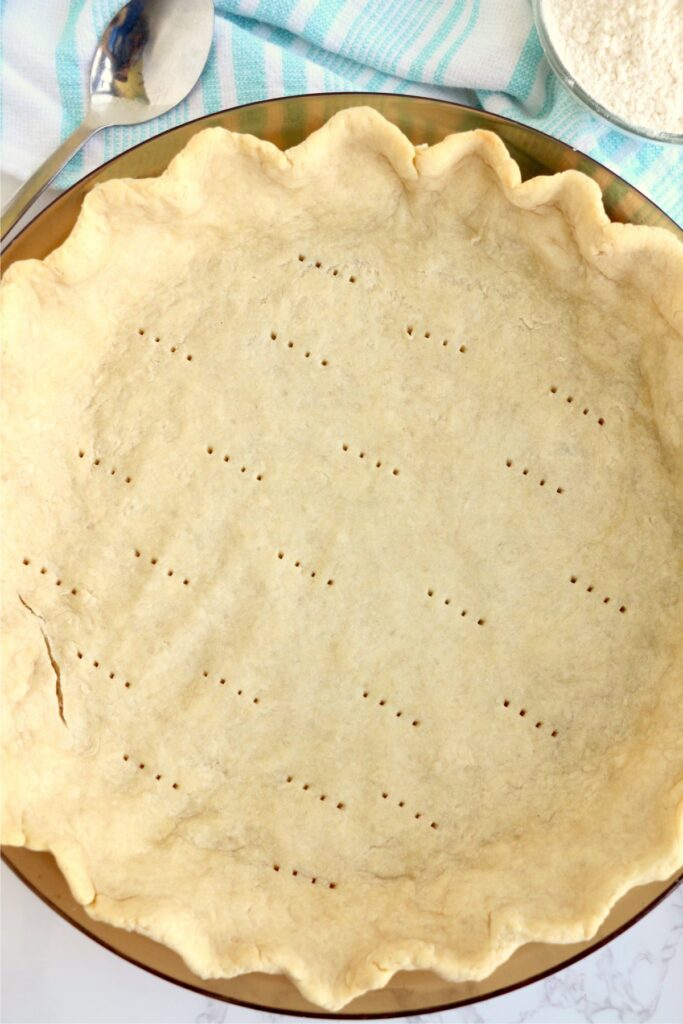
1,93,682,1018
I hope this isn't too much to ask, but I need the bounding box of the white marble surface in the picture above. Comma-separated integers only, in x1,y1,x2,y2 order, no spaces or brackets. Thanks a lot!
2,185,683,1024
2,862,682,1023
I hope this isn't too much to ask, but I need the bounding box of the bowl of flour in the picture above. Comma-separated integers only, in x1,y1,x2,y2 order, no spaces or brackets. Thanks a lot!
533,0,682,143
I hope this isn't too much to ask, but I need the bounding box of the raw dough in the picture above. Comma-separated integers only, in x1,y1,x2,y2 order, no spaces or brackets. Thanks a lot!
1,108,682,1010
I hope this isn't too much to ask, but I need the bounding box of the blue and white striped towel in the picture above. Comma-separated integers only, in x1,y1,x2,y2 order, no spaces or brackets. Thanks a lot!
1,0,681,223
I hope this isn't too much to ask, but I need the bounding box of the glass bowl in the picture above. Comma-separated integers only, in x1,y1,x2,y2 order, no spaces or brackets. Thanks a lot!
532,0,683,145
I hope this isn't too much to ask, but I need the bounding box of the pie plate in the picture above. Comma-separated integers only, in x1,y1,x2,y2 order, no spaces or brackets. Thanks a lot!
2,92,682,1019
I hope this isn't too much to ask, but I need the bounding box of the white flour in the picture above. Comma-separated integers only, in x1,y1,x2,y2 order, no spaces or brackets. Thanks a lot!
542,0,683,137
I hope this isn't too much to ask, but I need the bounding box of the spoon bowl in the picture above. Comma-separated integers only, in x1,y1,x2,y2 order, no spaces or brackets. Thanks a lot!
1,0,214,240
89,0,214,125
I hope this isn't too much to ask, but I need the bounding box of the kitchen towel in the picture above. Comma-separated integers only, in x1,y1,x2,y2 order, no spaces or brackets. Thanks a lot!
1,0,681,222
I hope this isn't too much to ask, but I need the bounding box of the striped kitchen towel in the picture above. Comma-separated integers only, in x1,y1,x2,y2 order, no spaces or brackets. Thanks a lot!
1,0,681,223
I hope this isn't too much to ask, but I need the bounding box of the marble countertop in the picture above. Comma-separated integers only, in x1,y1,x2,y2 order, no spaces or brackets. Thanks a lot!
2,173,682,1024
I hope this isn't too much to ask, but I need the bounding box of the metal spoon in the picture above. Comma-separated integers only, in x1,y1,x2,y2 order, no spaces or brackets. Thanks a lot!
1,0,214,239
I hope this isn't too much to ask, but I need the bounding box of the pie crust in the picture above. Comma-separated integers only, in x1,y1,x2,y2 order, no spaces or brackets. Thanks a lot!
1,108,682,1011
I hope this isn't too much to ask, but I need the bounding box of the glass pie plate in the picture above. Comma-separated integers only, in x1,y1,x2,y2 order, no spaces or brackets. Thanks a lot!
2,92,682,1019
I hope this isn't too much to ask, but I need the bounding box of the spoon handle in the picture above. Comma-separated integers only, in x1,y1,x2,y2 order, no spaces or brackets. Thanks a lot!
1,121,99,242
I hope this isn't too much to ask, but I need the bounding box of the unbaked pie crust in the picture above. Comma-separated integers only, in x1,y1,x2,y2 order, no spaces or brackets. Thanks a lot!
1,108,682,1010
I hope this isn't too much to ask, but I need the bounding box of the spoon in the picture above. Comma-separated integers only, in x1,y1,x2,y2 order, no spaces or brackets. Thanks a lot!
1,0,214,239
